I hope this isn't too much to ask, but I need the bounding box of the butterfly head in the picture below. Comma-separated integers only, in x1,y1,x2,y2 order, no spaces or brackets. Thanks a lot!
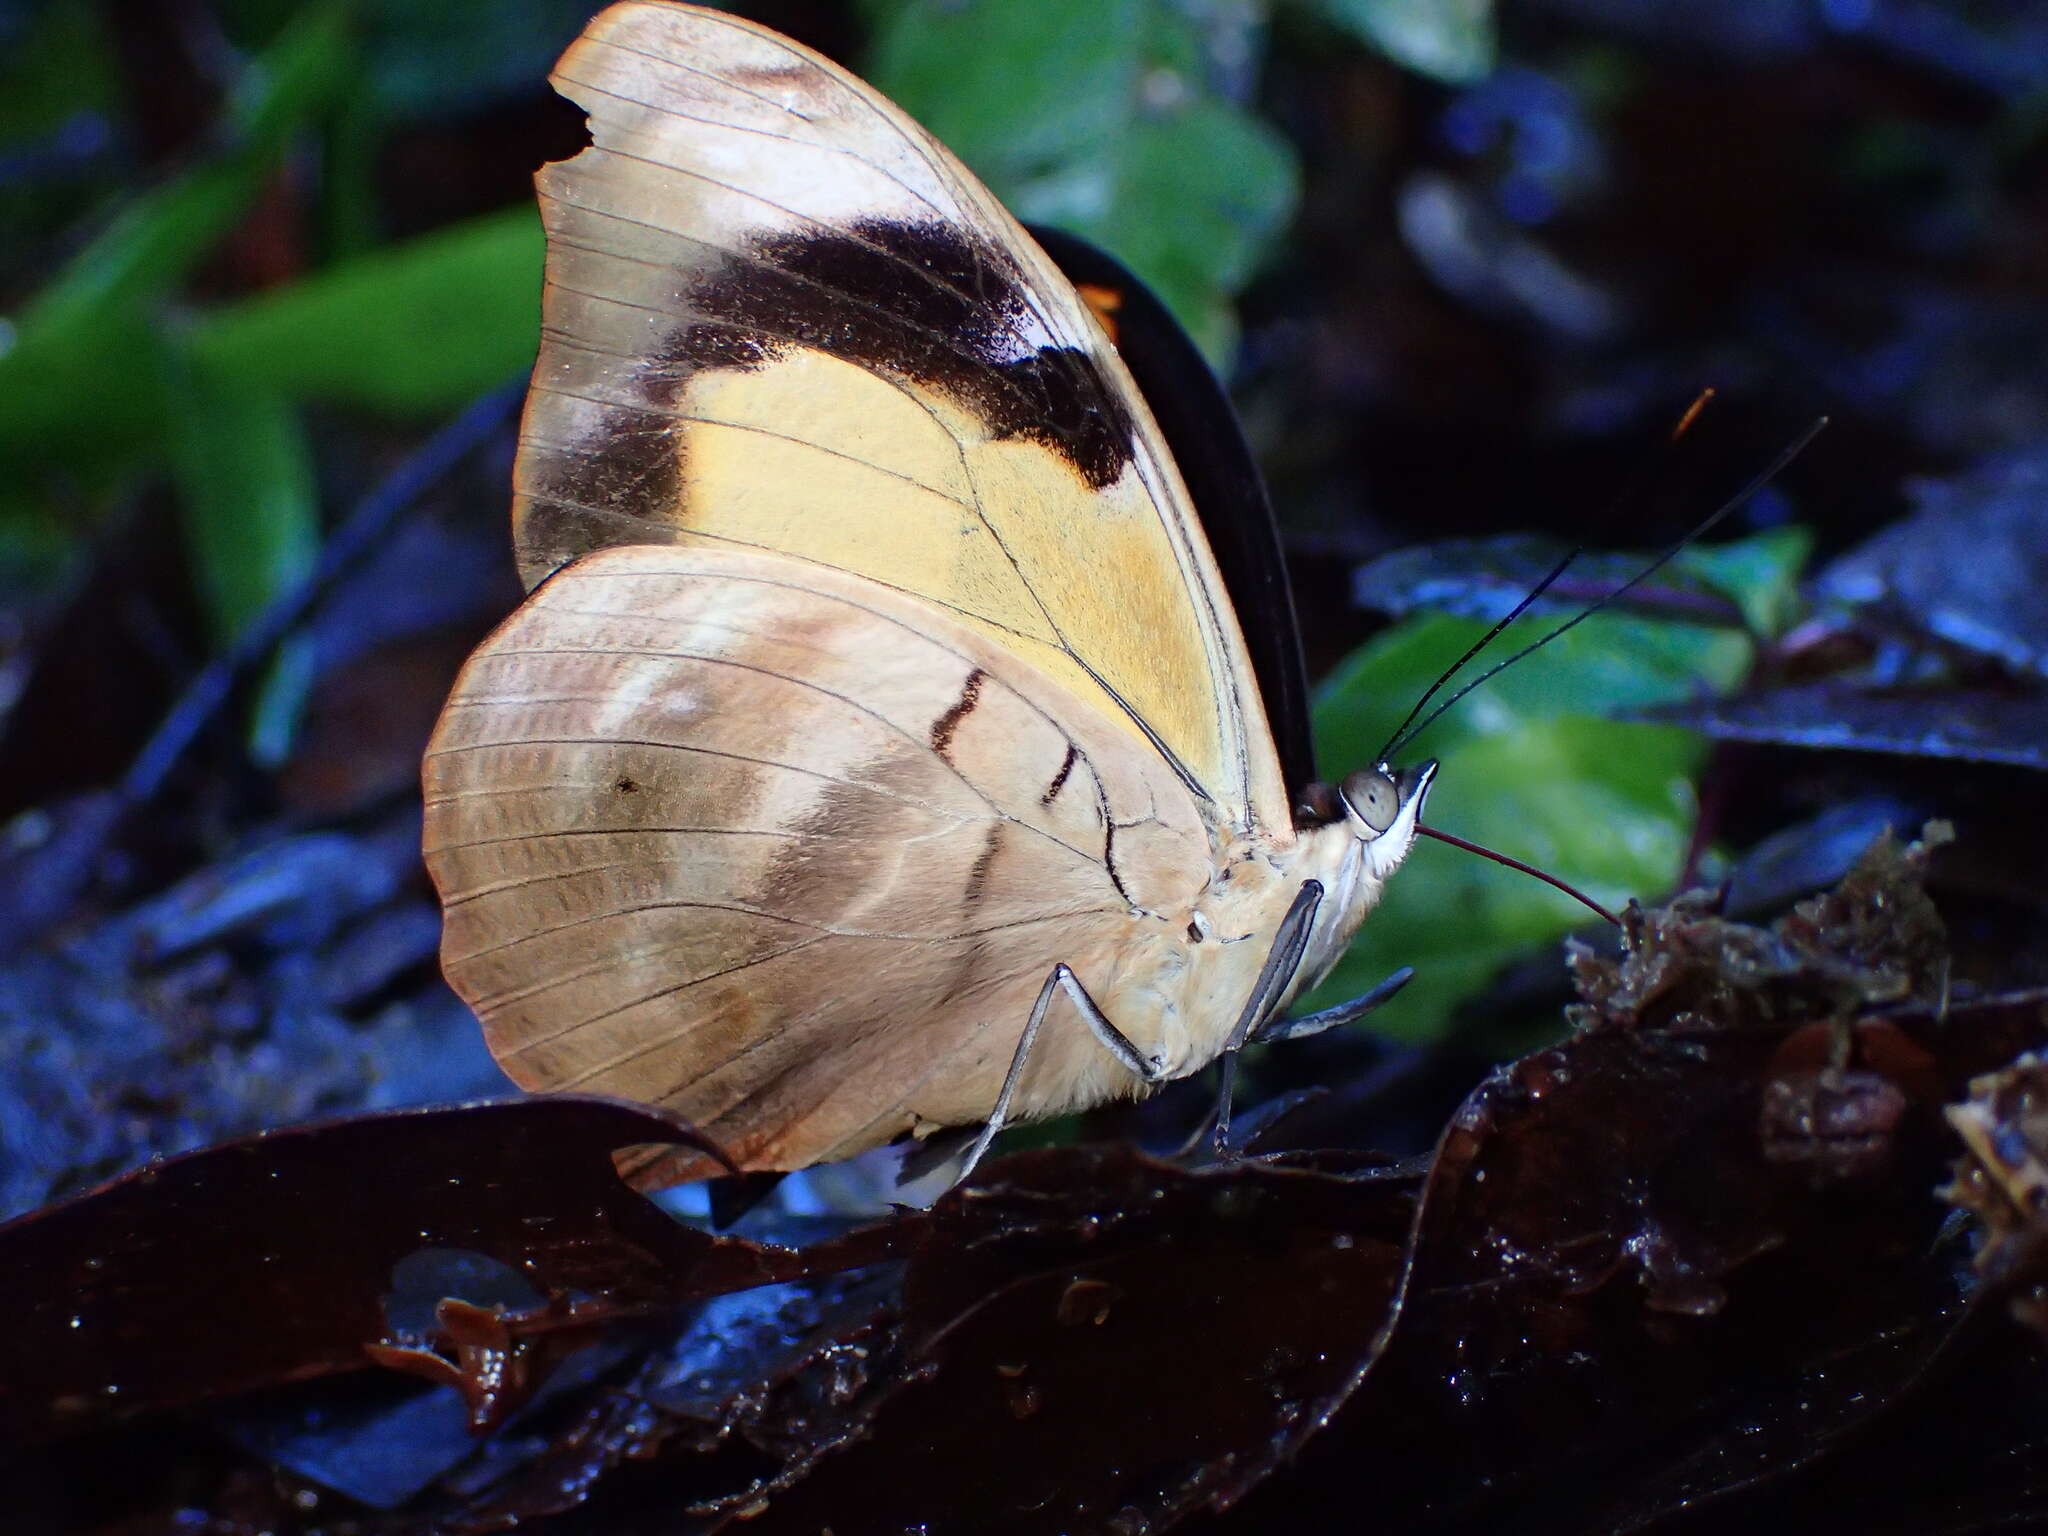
1338,759,1437,882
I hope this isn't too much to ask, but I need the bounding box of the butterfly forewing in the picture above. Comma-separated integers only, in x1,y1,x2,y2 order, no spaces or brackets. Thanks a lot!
1028,226,1319,795
512,1,1288,833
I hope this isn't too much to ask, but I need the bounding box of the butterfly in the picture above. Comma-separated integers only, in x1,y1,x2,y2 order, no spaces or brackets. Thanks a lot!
421,0,1434,1186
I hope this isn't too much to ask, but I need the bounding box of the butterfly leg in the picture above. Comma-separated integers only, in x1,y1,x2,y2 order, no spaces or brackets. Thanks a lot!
958,963,1167,1183
1248,966,1414,1046
1178,968,1417,1161
1211,879,1325,1155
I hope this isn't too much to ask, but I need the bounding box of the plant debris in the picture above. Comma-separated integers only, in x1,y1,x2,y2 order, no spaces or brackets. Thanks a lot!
7,823,2045,1533
1946,1052,2048,1340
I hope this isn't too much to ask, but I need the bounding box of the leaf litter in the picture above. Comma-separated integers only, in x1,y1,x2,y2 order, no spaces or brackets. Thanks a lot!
7,823,2047,1533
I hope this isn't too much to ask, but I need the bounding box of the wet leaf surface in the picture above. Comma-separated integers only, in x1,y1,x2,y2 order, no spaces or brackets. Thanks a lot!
1815,447,2048,679
1201,848,2048,1535
1638,680,2048,771
1616,448,2048,776
725,1149,1415,1536
13,828,2047,1535
0,1097,786,1443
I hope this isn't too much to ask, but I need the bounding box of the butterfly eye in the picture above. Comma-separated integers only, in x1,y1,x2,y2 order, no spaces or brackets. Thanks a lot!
1340,768,1401,834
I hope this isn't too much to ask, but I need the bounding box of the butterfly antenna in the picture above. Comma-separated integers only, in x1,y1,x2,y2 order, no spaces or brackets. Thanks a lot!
1383,414,1826,762
1369,388,1720,766
1371,545,1581,765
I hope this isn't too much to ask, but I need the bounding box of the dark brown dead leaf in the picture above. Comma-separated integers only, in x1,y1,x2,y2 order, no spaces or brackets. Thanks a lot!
292,1147,1413,1534
0,1096,796,1444
16,830,2048,1536
1636,678,2048,770
725,1146,1415,1536
1213,835,2047,1534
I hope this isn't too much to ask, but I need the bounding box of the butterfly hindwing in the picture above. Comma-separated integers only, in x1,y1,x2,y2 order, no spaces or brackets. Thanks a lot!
425,542,1215,1176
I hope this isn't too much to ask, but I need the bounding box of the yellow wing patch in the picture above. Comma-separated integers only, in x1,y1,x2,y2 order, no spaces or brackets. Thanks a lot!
511,0,1290,834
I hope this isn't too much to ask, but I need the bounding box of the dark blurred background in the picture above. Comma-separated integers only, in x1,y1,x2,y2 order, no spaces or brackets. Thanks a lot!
2,0,2045,1217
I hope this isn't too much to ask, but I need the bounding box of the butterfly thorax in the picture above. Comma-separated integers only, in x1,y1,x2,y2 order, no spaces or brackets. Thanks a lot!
1115,795,1422,1084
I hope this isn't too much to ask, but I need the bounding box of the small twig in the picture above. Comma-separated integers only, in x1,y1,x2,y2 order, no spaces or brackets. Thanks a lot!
122,382,521,802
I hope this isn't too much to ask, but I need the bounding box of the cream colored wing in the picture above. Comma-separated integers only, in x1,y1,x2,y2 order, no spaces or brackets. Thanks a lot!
423,542,1216,1179
513,0,1289,835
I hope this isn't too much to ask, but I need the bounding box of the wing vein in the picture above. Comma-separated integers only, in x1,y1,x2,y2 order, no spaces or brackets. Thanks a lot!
535,200,1065,419
564,58,959,231
513,934,830,1069
524,371,975,508
428,734,973,819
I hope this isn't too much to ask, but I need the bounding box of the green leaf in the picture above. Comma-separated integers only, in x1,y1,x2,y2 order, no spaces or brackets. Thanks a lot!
865,0,1299,361
165,349,320,647
1675,523,1813,638
865,0,1143,180
20,2,355,336
0,310,174,469
1304,605,1753,1041
0,2,356,467
165,348,321,758
1309,0,1496,84
1019,96,1299,359
190,206,543,416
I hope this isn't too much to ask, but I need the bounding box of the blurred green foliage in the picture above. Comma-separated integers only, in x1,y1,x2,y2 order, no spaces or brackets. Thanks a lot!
188,210,544,415
865,0,1299,357
1307,0,1495,83
2,0,1788,1048
0,0,1492,629
1304,527,1811,1040
0,0,570,632
0,6,353,467
164,344,321,763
